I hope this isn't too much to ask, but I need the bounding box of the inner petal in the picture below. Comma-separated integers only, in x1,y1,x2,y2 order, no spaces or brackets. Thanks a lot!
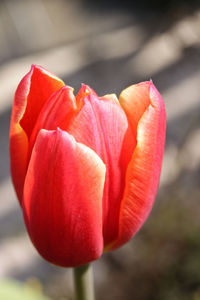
28,86,77,162
67,94,136,246
19,65,64,139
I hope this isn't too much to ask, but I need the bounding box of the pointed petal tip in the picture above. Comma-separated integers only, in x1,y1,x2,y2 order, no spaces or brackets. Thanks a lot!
76,84,97,102
149,82,166,116
30,64,47,75
80,83,90,89
30,64,65,85
30,64,48,72
55,127,75,143
30,64,38,71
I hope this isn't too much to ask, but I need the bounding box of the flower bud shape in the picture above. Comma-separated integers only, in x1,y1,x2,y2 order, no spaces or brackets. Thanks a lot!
10,65,166,267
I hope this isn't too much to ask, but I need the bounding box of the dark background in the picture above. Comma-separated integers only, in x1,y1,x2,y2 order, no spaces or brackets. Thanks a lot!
0,0,200,299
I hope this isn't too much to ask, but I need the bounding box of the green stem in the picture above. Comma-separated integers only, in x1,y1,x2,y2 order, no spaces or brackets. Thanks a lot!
73,263,95,300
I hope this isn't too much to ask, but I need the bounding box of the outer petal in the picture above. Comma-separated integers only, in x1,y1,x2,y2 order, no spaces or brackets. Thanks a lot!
10,65,64,203
111,81,166,250
23,128,106,267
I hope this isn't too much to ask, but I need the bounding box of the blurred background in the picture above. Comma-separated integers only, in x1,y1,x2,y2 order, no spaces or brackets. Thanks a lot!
0,0,200,299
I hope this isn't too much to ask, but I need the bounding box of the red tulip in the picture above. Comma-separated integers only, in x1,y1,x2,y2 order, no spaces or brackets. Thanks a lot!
10,65,166,267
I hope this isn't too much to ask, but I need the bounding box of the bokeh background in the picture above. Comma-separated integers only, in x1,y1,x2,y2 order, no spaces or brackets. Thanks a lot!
1,0,200,299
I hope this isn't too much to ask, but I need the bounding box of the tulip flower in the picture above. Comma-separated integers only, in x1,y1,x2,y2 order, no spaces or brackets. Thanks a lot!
10,65,166,268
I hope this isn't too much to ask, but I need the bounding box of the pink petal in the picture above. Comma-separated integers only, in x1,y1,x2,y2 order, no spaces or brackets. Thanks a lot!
67,93,135,246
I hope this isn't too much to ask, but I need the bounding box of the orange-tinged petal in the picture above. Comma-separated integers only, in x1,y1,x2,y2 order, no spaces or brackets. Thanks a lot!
119,81,151,137
10,65,64,203
111,81,166,250
67,94,136,246
23,128,106,267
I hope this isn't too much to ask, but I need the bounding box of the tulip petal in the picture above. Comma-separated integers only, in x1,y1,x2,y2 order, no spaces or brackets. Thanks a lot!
28,86,77,158
23,128,106,267
10,65,64,203
111,81,166,250
68,94,136,246
20,65,64,138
